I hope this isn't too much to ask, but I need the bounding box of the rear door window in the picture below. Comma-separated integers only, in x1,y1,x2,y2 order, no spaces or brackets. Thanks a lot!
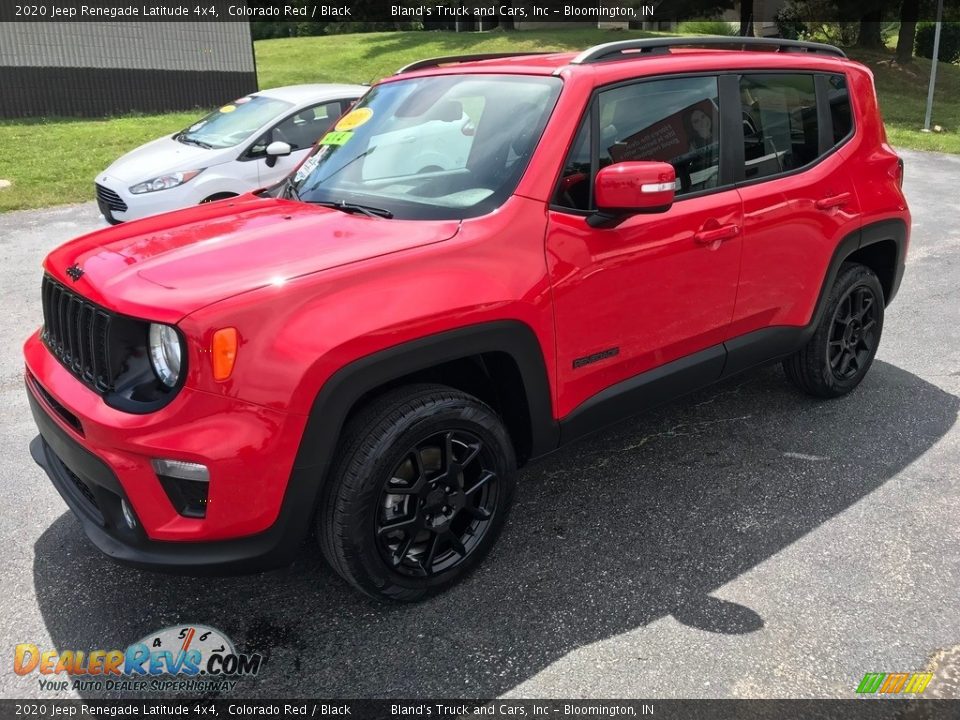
739,74,819,181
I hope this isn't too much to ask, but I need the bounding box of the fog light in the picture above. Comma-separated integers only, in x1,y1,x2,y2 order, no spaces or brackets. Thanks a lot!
151,458,209,482
121,498,138,529
152,458,210,519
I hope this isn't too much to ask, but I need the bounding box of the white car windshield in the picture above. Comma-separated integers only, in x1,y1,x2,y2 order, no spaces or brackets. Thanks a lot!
291,75,562,220
177,95,294,149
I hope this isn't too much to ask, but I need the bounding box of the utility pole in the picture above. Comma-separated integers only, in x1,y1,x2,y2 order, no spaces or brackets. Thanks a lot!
922,0,945,132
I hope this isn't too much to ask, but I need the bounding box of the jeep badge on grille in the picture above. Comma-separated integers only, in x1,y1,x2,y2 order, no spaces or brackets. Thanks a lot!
66,264,84,281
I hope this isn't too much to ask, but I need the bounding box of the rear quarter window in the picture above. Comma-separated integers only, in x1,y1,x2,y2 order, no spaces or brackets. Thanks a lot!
828,74,854,144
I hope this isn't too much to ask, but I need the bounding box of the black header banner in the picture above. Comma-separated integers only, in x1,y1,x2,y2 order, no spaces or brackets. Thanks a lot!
1,0,956,23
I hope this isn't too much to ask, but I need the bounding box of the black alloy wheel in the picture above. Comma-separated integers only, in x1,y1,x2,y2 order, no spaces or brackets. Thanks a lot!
376,429,498,577
318,384,516,601
783,262,885,398
827,284,880,381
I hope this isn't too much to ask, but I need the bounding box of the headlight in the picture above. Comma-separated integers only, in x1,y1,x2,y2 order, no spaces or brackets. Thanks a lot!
130,169,203,195
148,323,183,388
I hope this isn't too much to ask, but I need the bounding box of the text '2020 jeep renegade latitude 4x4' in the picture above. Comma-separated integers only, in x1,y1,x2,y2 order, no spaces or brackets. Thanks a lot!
25,37,909,601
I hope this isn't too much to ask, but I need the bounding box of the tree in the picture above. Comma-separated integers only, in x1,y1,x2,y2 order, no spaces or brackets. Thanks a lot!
896,0,920,62
844,0,886,48
498,0,516,30
739,0,755,35
857,7,885,47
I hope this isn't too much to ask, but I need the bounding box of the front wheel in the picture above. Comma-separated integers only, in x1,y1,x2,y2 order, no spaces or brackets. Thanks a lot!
199,192,237,204
783,263,884,398
318,384,516,601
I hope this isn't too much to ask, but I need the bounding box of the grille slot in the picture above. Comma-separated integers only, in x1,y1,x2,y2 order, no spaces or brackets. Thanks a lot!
64,464,100,512
95,183,128,212
27,374,84,436
41,275,114,393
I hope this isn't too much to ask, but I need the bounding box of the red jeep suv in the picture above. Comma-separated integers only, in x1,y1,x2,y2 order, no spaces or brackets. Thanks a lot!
25,37,909,601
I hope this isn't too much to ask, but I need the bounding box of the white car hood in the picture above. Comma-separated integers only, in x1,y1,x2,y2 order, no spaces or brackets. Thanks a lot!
102,134,226,184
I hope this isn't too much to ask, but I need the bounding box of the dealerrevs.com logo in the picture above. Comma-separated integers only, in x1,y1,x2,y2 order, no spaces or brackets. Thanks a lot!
14,625,262,693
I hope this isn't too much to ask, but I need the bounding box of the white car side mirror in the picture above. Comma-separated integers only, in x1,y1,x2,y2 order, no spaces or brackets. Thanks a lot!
265,141,292,168
266,141,292,158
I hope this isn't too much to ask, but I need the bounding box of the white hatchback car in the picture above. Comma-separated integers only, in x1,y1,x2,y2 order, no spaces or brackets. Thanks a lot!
95,84,366,223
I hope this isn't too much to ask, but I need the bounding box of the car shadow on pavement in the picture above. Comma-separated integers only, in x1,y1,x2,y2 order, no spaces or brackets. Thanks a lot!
31,361,958,699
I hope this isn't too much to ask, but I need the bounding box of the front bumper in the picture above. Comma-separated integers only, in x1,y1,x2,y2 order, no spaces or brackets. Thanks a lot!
28,415,289,574
96,174,199,223
25,331,316,574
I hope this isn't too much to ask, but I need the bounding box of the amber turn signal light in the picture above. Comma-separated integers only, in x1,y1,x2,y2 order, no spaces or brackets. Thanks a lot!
212,328,238,381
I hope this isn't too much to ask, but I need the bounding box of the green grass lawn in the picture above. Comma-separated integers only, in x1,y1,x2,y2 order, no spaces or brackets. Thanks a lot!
1,28,958,213
849,47,960,154
0,113,199,213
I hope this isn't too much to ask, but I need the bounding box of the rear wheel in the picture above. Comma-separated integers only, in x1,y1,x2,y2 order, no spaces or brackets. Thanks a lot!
783,263,884,398
318,384,516,601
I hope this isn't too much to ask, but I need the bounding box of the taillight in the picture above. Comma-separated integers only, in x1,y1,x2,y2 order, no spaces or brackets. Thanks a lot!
896,157,904,189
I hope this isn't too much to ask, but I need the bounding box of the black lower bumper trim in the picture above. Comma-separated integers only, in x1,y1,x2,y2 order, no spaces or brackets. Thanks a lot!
27,381,311,576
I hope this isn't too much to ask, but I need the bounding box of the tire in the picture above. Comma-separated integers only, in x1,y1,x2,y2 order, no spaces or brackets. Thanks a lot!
199,192,237,204
783,262,885,398
318,383,517,602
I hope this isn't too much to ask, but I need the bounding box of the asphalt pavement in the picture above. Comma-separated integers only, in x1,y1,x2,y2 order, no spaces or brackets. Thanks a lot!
0,150,957,700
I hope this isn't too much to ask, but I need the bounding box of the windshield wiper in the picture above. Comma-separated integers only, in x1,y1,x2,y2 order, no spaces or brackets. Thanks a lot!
312,200,393,219
175,133,213,150
280,175,301,201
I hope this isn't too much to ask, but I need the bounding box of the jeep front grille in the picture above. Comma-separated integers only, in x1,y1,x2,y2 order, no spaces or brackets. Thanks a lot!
41,275,115,393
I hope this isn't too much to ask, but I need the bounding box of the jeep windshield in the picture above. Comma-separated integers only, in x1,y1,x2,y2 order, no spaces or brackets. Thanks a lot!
290,75,562,220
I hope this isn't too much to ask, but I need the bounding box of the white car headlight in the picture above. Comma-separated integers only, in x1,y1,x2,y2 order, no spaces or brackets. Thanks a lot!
148,323,183,388
130,169,204,195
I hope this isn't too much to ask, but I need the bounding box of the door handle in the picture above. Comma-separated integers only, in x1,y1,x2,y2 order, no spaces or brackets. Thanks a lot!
815,192,851,210
694,224,740,245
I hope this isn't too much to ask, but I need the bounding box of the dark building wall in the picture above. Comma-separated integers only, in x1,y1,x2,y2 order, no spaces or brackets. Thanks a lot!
0,22,258,118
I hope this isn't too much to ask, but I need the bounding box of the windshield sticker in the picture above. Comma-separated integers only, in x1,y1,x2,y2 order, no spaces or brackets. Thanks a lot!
335,107,373,132
235,96,252,104
320,130,353,146
294,153,322,182
219,104,237,113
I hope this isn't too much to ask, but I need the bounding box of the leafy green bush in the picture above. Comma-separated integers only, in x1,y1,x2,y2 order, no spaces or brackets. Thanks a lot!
915,22,960,63
775,3,808,40
676,20,737,36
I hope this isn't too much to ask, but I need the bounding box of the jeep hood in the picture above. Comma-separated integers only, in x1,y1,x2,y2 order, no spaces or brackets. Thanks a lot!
44,196,460,323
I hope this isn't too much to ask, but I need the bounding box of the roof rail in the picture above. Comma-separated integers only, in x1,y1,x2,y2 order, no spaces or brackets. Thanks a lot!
571,36,846,65
395,52,547,75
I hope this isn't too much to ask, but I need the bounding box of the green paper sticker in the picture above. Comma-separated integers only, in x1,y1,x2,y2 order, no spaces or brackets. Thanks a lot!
320,131,353,146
